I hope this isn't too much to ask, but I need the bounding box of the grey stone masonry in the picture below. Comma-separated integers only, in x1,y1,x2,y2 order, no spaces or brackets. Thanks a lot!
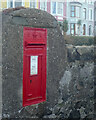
2,8,66,119
1,7,95,119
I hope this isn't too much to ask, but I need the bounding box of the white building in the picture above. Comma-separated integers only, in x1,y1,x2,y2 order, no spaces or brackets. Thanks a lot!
94,1,96,36
66,0,94,36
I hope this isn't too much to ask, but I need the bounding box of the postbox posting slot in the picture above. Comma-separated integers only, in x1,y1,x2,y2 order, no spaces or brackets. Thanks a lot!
27,43,45,46
25,42,45,48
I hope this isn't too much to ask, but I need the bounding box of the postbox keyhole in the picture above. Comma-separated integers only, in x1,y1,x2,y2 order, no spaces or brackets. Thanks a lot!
30,80,32,83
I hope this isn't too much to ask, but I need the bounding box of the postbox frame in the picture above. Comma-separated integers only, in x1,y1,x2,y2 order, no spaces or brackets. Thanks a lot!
23,27,47,107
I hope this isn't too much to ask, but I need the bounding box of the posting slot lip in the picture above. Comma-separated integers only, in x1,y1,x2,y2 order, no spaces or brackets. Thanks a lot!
25,44,45,49
27,43,45,46
27,44,45,46
24,41,45,47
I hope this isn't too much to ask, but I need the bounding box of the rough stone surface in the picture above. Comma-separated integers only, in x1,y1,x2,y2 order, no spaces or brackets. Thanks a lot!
2,8,66,119
3,8,58,28
67,45,94,62
58,61,94,119
2,8,95,119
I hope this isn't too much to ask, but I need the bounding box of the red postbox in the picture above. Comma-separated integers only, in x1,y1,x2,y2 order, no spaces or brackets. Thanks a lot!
23,27,47,107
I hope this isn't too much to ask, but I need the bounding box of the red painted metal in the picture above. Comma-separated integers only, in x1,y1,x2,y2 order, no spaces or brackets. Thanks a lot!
23,27,47,107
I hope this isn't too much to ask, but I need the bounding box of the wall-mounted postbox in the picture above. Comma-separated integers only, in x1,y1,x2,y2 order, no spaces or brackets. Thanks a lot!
23,27,47,107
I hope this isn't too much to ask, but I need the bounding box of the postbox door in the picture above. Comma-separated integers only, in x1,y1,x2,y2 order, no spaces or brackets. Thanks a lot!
23,46,46,106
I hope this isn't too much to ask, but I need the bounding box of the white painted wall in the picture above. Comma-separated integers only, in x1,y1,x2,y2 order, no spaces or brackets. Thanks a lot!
66,1,94,36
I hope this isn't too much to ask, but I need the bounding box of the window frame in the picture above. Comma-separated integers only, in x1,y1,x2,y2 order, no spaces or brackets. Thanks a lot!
70,23,76,35
51,1,56,14
7,0,23,8
70,5,81,18
89,25,92,36
15,0,23,8
70,6,76,17
83,8,86,19
95,8,96,21
7,0,13,8
57,2,63,16
88,0,93,4
83,24,86,35
30,0,36,8
76,6,80,18
40,0,47,11
89,8,93,20
0,0,2,10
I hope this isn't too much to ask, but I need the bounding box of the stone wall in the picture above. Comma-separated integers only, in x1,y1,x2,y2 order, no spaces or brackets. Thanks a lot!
2,8,67,119
57,45,94,119
42,45,94,119
2,8,95,119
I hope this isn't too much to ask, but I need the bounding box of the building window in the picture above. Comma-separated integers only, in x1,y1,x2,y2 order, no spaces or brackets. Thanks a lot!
70,23,75,35
89,25,92,35
30,0,35,8
8,0,13,8
95,8,96,21
52,2,56,14
7,0,23,8
71,6,80,18
83,24,86,35
95,26,96,36
15,0,22,7
71,6,75,17
40,1,46,11
76,6,80,18
89,0,93,4
83,8,86,19
0,0,1,9
57,2,63,15
89,9,93,20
